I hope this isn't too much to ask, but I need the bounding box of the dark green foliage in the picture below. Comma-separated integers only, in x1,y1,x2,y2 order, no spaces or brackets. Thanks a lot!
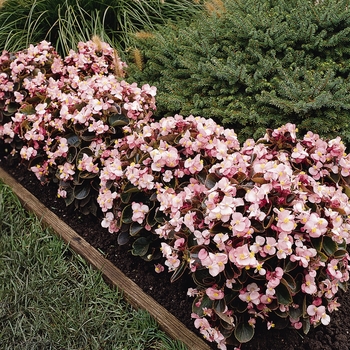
127,0,350,145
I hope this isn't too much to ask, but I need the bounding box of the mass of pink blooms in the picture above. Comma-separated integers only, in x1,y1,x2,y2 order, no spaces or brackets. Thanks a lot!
1,40,350,349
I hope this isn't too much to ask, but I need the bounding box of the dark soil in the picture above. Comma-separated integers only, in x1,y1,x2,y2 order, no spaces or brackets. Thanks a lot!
1,159,350,350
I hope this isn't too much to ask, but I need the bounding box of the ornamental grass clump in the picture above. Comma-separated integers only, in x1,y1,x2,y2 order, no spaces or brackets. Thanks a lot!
1,41,350,349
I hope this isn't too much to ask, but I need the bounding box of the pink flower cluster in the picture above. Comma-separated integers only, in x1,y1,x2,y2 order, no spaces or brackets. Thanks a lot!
0,40,156,192
96,116,350,348
2,41,350,349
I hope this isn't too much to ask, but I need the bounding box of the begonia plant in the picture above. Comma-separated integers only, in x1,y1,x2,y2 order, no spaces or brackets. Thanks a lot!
1,41,350,350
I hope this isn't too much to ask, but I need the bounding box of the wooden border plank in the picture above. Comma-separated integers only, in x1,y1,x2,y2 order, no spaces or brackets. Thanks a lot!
0,167,211,350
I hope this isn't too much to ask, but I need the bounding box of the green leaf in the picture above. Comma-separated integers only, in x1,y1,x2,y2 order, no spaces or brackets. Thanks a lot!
274,308,288,318
77,147,93,161
67,146,77,163
322,236,338,256
64,188,75,207
251,172,268,184
146,206,157,227
170,260,187,283
130,222,143,236
343,183,350,199
19,104,36,115
216,310,234,326
131,237,150,257
120,191,132,204
3,102,19,116
302,317,310,335
214,298,226,313
333,249,348,259
281,274,297,293
234,322,255,343
123,182,139,193
275,283,293,305
311,237,323,252
109,113,129,127
121,205,133,224
194,294,213,316
196,168,208,185
318,251,329,263
289,306,302,320
66,134,81,147
154,208,166,224
204,173,220,189
117,230,130,245
74,184,90,200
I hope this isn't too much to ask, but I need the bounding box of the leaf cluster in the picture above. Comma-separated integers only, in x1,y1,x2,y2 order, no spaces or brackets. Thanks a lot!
127,0,350,146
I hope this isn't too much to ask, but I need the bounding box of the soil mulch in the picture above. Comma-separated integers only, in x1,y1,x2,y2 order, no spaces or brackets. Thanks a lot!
1,158,350,350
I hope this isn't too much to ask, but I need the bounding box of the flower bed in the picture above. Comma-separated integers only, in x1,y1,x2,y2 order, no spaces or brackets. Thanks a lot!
1,40,350,350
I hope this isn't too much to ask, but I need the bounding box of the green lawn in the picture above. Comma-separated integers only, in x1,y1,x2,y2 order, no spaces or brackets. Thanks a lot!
0,181,186,350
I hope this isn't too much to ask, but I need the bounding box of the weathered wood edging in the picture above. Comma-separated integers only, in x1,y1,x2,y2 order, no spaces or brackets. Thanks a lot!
0,167,211,350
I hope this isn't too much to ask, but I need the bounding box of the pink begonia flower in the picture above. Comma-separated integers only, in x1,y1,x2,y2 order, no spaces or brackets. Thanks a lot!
320,279,339,299
263,237,277,256
160,242,180,271
301,273,317,295
193,229,211,245
225,278,236,289
266,267,284,289
187,288,198,297
254,262,266,276
339,156,350,177
290,240,317,268
239,283,260,305
276,232,293,259
213,233,229,251
230,212,252,237
131,202,149,224
0,121,15,139
184,154,203,174
183,211,196,232
154,263,164,273
174,238,185,250
307,305,330,325
101,211,115,232
248,317,256,327
229,244,258,269
327,298,341,312
303,212,328,238
20,146,37,160
327,259,343,280
142,83,157,96
57,188,67,198
206,195,244,223
267,321,275,330
35,102,47,115
199,249,228,277
57,162,75,181
88,119,109,134
206,287,225,300
162,169,173,182
251,235,265,255
291,143,308,162
77,153,99,173
97,189,118,212
274,208,295,233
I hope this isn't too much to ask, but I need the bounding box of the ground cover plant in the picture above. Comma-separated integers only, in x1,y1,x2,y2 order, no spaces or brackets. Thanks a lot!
1,41,350,349
0,0,204,57
127,0,350,146
0,181,187,350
